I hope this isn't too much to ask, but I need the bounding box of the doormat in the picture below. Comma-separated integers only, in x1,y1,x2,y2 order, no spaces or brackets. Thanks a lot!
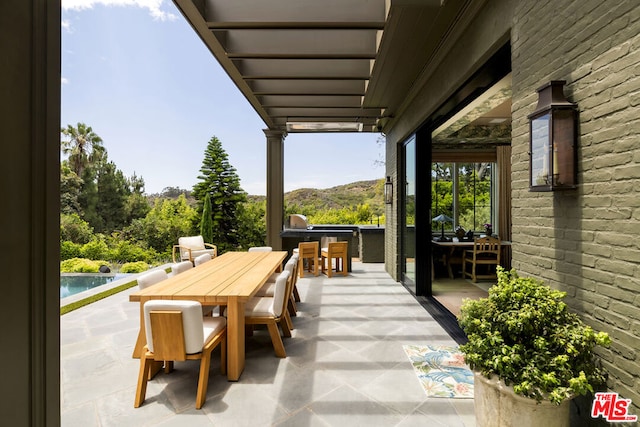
402,344,474,398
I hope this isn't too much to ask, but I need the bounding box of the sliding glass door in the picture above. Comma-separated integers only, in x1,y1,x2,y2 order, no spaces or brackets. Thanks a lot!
402,136,416,293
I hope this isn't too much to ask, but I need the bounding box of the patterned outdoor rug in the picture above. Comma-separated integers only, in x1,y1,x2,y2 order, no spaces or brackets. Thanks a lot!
402,344,474,398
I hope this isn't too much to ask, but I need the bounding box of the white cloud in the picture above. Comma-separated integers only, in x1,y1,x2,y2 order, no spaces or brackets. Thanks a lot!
61,0,177,21
61,77,69,85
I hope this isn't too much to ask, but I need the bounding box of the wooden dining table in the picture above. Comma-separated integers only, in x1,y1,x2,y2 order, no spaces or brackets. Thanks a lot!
130,250,287,381
432,238,511,279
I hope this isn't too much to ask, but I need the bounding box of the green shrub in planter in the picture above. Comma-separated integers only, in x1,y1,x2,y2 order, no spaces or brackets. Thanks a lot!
60,258,111,273
120,261,149,273
458,266,610,405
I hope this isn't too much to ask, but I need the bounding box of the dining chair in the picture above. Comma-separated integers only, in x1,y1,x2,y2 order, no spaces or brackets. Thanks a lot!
297,241,319,277
462,236,501,282
134,300,227,409
255,255,299,317
137,269,168,290
248,246,273,252
171,259,215,316
170,260,193,276
244,270,292,358
194,253,212,266
321,241,349,277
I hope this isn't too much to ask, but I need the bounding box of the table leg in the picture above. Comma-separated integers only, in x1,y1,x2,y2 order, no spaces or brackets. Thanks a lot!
226,296,245,381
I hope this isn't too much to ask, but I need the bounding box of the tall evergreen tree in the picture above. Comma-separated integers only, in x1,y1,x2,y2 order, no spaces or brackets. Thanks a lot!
200,193,213,244
94,159,129,233
192,136,246,252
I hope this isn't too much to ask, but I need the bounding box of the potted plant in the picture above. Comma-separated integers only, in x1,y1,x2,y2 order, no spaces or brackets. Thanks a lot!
458,266,611,427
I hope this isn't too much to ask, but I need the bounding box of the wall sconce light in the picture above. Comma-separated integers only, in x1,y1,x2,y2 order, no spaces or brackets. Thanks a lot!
528,80,578,191
384,176,393,204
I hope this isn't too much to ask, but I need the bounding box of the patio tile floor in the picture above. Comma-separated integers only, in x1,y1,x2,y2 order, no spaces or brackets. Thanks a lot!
61,261,475,427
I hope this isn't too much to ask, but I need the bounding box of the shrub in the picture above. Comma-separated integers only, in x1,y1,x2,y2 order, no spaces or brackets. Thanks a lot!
60,258,111,273
109,240,153,263
80,236,110,260
60,213,94,244
120,261,149,273
60,241,82,260
458,267,611,404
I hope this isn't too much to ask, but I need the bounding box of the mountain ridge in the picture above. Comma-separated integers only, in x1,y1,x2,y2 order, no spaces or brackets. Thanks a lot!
247,178,385,212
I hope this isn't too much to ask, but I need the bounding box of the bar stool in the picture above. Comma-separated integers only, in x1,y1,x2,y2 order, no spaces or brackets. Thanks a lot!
297,241,319,277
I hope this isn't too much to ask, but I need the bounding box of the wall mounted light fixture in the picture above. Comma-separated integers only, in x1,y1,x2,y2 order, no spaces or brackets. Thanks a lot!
528,80,578,191
384,176,393,204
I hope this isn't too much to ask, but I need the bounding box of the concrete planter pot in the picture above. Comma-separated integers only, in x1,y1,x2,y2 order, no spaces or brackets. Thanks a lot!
474,372,570,427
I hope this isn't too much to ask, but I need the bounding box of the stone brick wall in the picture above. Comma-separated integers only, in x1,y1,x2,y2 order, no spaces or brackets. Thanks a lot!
511,0,640,415
385,138,399,279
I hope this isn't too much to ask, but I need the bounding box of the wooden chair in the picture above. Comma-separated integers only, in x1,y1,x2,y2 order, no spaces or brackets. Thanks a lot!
297,241,319,277
321,241,349,277
244,270,292,357
463,236,501,282
134,300,226,409
172,235,217,263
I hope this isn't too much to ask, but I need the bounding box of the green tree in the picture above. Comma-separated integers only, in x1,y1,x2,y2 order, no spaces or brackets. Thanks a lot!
60,122,105,178
60,162,83,215
192,136,246,252
236,200,267,249
200,193,213,244
124,195,197,255
60,213,94,244
94,159,129,233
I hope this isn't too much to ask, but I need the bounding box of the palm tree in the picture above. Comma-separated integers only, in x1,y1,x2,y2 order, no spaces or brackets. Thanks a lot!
60,122,105,178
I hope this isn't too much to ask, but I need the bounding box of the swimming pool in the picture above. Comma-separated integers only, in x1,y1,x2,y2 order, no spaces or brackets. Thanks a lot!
60,273,133,298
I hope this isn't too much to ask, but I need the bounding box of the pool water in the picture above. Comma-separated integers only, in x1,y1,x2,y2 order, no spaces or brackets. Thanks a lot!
60,274,132,298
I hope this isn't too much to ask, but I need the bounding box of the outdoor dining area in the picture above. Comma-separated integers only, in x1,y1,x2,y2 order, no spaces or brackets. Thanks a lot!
60,239,474,426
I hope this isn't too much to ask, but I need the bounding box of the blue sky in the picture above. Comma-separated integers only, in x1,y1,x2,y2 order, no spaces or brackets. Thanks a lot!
61,0,384,195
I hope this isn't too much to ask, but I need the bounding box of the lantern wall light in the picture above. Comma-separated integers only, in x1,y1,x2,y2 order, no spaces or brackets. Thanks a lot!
528,80,578,191
384,176,393,204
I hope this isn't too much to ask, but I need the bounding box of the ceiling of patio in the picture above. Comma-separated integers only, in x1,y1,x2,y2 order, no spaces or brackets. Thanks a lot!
173,0,479,133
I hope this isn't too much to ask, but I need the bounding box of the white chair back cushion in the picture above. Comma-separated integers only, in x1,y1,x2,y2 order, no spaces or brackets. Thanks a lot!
272,270,291,317
194,253,212,266
143,300,204,354
248,246,273,252
179,236,205,250
137,269,168,290
171,260,193,275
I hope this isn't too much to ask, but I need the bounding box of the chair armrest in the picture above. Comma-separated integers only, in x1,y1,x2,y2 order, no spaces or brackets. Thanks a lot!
172,245,192,262
204,243,218,257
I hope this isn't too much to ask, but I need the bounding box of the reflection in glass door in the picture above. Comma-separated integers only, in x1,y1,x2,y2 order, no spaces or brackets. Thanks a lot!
403,136,416,293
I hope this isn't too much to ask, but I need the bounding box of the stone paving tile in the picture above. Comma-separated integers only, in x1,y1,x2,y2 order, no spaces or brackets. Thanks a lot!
61,261,475,427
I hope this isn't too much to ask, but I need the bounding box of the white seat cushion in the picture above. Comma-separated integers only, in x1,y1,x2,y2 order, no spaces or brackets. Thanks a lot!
255,282,276,297
244,296,275,317
202,317,227,348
